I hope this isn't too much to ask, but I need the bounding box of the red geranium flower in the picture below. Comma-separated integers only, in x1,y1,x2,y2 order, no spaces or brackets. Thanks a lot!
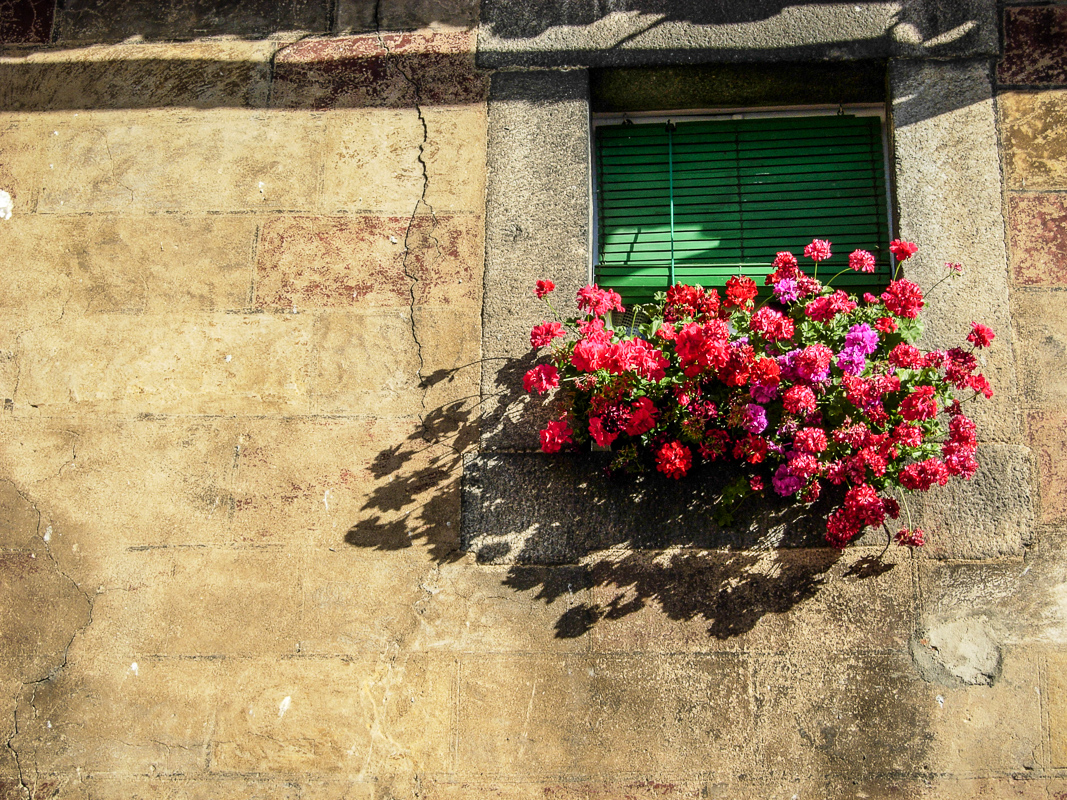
576,284,624,316
849,249,877,273
530,321,565,348
535,279,555,299
724,275,758,309
523,364,560,395
900,385,937,421
656,441,692,479
889,239,918,261
539,418,572,453
895,528,926,547
967,322,995,349
881,279,925,319
804,238,832,262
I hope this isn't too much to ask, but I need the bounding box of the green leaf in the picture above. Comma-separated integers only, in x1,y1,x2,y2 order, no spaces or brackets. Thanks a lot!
897,316,924,345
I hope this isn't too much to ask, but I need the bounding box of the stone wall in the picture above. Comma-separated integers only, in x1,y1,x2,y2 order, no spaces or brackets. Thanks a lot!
0,1,1063,798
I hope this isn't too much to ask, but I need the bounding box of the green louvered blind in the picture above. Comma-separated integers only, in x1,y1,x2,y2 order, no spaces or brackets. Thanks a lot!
595,114,892,306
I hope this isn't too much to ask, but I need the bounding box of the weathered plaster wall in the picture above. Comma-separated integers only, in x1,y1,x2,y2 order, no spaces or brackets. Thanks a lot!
0,0,1062,798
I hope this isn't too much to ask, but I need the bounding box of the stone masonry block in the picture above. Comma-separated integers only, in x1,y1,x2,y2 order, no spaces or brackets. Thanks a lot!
477,0,997,69
15,657,226,775
299,557,595,657
586,546,912,655
0,214,255,317
891,59,1022,443
922,649,1041,773
226,416,455,549
0,479,42,550
209,654,455,775
254,214,483,310
999,5,1067,86
54,0,329,43
0,0,54,43
15,313,316,415
0,417,238,567
1008,193,1067,286
916,778,1067,800
309,307,477,416
322,106,487,215
481,70,590,451
1050,652,1067,767
273,32,486,109
70,547,303,663
1001,90,1067,191
335,0,479,33
424,782,704,800
0,547,90,686
27,776,374,800
754,652,932,781
916,557,1067,654
1013,290,1067,406
0,112,48,214
457,653,752,776
38,109,326,213
1026,410,1067,524
461,452,888,564
914,443,1033,559
396,562,593,654
0,41,275,112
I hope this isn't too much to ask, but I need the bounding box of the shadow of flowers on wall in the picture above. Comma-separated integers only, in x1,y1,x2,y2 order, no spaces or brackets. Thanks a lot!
344,362,896,641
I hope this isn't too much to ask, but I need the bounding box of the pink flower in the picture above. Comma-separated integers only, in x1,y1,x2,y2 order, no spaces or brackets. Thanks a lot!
848,249,876,273
535,279,555,299
967,322,995,349
889,239,918,261
539,418,572,453
530,321,565,348
523,364,559,395
804,238,832,263
945,261,963,273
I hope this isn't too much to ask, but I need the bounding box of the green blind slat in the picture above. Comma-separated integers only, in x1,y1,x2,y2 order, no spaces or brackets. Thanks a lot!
595,114,890,305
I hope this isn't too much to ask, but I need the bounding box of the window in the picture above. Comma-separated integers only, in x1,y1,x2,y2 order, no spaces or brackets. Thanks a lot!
593,108,893,306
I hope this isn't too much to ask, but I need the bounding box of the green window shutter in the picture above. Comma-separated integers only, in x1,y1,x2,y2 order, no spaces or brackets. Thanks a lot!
595,115,892,307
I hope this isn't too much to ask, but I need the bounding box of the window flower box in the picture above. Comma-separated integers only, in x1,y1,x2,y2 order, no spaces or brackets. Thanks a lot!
521,240,994,550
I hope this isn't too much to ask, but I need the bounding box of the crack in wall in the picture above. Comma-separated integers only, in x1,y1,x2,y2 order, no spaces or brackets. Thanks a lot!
372,16,444,428
95,128,135,205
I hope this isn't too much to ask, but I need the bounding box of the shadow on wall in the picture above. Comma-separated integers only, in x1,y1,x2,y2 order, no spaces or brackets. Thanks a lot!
1,0,983,47
0,1,991,126
345,359,898,641
481,0,982,43
0,0,478,46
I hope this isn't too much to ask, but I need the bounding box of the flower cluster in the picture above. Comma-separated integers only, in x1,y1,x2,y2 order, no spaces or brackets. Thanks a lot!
522,239,994,549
